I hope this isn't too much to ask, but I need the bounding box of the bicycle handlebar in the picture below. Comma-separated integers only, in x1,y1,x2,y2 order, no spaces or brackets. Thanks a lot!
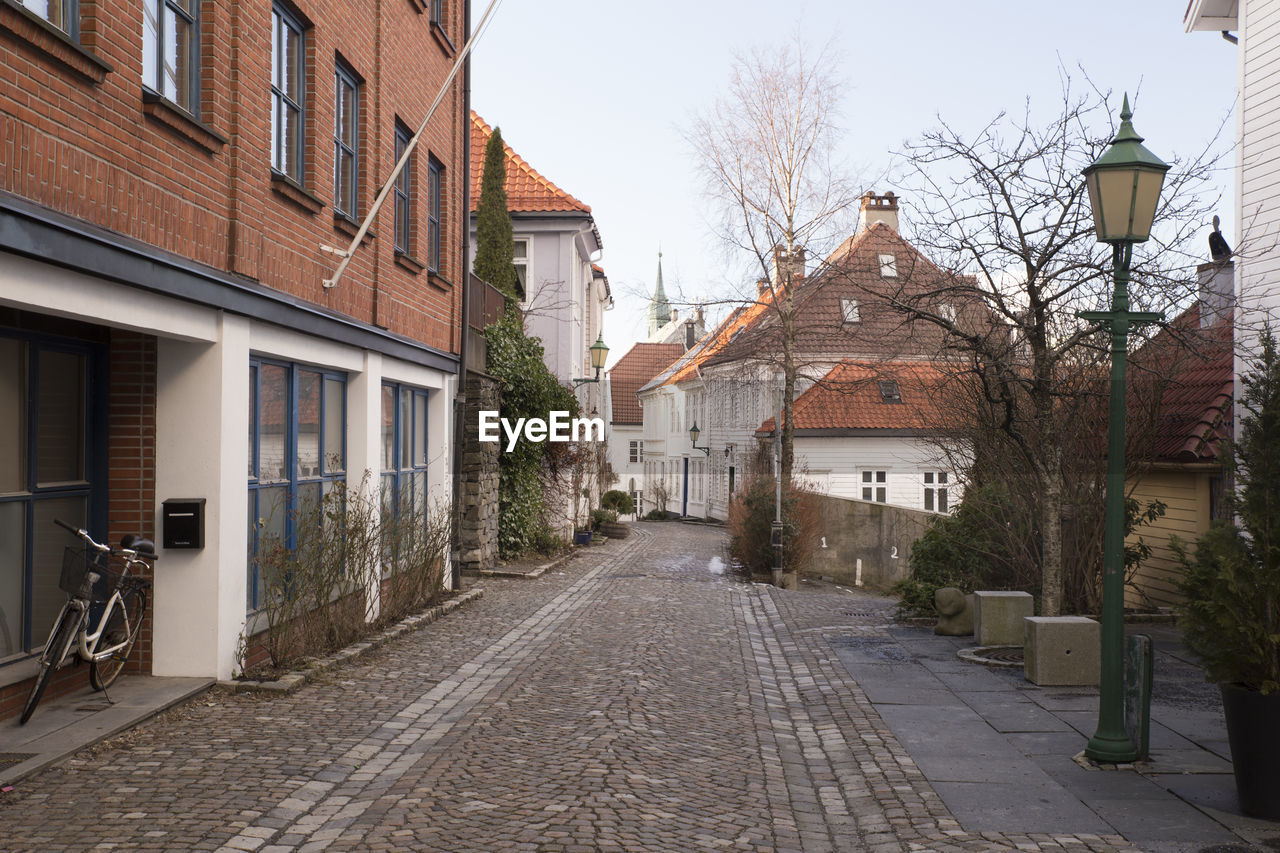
54,518,157,561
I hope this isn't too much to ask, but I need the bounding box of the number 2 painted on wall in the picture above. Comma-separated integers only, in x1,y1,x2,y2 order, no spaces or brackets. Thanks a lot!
891,546,899,559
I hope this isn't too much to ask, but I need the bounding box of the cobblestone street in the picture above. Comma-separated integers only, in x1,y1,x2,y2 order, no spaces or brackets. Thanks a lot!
1,523,1139,851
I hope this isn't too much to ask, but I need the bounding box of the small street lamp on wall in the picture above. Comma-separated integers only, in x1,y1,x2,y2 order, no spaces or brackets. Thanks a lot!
572,335,610,386
1079,94,1169,765
688,421,711,456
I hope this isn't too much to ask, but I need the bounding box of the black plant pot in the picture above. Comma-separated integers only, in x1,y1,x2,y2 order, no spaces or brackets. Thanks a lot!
1221,683,1280,820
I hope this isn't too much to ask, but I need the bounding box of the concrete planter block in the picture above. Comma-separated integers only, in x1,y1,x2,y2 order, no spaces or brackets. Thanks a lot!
973,591,1034,645
1023,616,1100,686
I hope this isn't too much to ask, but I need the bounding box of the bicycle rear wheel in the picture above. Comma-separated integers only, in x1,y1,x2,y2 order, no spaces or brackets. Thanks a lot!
21,606,83,725
89,586,147,691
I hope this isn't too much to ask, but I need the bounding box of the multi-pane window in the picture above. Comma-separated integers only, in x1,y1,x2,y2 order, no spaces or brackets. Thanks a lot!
271,4,306,182
427,157,442,272
247,360,346,611
0,335,101,659
333,62,360,220
923,471,949,513
513,238,529,296
861,470,887,503
393,121,412,255
629,440,642,463
21,0,75,35
429,0,443,26
381,384,430,569
142,0,198,111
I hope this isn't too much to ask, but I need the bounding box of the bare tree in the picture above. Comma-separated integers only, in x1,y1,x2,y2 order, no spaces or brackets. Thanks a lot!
874,80,1222,615
688,37,862,484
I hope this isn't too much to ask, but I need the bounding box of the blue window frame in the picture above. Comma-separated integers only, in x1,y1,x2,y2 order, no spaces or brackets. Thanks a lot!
380,383,430,565
0,331,106,660
429,0,442,26
271,3,306,183
333,61,360,220
393,121,413,255
247,359,346,612
427,156,441,272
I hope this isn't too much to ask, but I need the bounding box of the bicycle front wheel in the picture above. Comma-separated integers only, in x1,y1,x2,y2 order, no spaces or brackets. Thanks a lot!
89,586,147,691
21,606,83,725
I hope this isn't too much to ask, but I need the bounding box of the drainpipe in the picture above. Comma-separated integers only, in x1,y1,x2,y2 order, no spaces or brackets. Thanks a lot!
450,0,473,590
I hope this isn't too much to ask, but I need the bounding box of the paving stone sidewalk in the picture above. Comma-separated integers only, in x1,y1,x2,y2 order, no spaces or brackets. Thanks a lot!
0,522,1273,851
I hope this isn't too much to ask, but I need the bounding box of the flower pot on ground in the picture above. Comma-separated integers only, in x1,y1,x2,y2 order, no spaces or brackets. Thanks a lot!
1176,328,1280,820
573,529,592,546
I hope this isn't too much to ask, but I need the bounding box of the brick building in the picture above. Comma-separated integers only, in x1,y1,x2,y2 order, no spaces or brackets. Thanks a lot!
0,0,471,710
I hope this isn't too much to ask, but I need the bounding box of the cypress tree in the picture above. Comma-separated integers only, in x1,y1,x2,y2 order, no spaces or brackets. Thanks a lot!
473,127,520,301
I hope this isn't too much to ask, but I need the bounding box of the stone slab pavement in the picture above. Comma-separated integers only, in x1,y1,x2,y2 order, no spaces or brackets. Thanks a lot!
0,521,1273,851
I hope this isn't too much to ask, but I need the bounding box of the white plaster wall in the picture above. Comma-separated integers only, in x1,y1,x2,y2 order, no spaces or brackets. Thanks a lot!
153,313,250,680
794,436,964,512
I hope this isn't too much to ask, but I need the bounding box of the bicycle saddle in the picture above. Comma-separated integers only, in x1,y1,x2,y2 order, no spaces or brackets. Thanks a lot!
120,534,157,556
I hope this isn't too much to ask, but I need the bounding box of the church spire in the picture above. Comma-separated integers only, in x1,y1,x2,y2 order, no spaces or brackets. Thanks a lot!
647,250,671,337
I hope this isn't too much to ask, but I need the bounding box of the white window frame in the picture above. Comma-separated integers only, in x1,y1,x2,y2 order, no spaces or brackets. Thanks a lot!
923,470,950,513
841,297,860,324
879,253,897,278
513,236,530,301
861,469,888,503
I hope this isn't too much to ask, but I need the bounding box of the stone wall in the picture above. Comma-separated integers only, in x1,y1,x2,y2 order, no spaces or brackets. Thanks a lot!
458,373,501,571
809,494,936,591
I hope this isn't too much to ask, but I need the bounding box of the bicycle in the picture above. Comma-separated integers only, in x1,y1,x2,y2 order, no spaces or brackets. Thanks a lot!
19,519,156,725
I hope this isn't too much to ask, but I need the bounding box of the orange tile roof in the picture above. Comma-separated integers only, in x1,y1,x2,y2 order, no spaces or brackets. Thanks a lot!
470,112,591,214
608,343,685,424
757,361,959,433
657,299,774,388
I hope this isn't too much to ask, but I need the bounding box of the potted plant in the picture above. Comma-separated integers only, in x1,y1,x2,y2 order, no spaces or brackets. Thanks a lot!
599,491,634,538
1176,329,1280,820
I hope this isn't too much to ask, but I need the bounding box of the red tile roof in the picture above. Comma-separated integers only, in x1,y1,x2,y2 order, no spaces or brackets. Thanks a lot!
757,361,959,433
608,343,685,425
470,112,591,214
1130,304,1233,463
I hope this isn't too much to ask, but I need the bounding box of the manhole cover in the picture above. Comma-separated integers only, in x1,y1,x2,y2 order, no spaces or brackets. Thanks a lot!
841,611,882,618
957,645,1024,668
0,753,36,771
828,637,912,662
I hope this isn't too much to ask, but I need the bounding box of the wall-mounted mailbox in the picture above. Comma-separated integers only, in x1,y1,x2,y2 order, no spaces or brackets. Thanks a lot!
162,498,206,549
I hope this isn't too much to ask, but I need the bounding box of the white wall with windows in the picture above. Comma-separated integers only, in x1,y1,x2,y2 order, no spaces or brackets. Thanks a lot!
793,435,963,513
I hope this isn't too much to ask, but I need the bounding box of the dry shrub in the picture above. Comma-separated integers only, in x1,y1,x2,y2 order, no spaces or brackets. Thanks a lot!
727,472,820,578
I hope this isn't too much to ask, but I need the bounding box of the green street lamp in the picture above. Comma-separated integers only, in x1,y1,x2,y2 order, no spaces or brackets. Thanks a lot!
1080,94,1169,764
573,334,610,386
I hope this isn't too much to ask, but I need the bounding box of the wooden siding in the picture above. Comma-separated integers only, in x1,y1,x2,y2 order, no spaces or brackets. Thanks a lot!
1124,470,1212,609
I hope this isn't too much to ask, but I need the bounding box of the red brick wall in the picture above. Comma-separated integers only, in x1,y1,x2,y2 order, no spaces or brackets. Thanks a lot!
0,0,466,355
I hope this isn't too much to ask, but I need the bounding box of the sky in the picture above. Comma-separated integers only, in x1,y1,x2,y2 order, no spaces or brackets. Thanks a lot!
468,0,1240,370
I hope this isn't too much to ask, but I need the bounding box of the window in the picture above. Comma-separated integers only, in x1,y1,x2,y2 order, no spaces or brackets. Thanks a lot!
271,4,306,183
393,121,412,254
938,302,956,324
923,471,949,513
429,0,443,26
841,297,860,324
0,334,102,659
513,238,529,297
878,380,901,403
861,470,887,503
247,361,346,611
381,383,431,569
142,0,198,111
427,156,443,272
629,440,642,463
334,62,360,220
879,253,897,277
21,0,75,35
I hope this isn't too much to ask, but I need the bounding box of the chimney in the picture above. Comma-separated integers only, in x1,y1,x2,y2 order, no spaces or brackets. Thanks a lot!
770,245,807,286
670,308,679,324
1197,260,1234,328
756,277,771,297
685,319,696,350
859,191,899,232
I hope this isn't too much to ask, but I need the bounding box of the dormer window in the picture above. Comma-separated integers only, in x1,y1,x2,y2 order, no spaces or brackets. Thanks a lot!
840,298,860,324
938,302,956,323
878,380,901,403
879,254,897,278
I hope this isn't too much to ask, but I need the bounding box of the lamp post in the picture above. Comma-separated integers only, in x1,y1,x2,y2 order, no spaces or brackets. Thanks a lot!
572,334,610,386
688,422,711,456
1080,95,1169,764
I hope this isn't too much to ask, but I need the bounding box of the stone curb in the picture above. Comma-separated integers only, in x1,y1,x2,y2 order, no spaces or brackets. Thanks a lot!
221,588,486,695
465,549,577,579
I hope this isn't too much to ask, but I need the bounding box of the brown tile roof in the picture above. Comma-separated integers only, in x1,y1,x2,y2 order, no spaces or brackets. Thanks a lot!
1130,304,1233,463
701,223,999,372
757,361,958,434
470,112,591,214
608,343,685,424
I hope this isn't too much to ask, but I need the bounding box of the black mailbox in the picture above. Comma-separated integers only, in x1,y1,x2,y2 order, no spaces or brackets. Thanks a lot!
162,498,206,549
